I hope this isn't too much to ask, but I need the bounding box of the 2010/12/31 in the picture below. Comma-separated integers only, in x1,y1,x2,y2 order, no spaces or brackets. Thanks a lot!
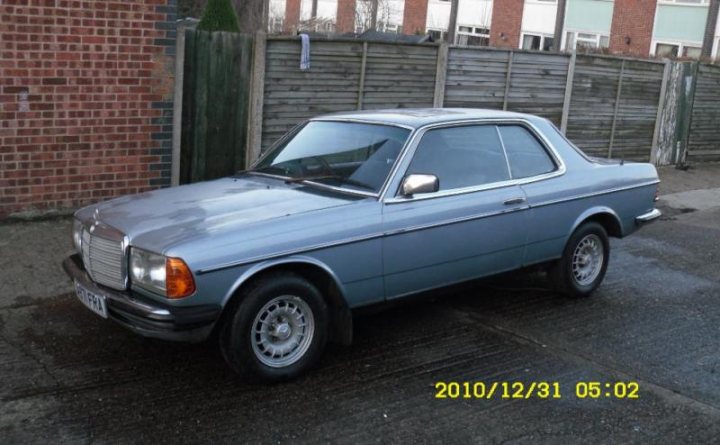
434,381,561,400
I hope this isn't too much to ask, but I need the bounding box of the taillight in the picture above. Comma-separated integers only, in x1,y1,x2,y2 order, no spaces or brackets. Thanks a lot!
654,185,660,202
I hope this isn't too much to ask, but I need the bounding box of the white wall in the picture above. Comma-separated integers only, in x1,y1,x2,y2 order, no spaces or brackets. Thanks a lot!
426,0,493,31
521,0,557,35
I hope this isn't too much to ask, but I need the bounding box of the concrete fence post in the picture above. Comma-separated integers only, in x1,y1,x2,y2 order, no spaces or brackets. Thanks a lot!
560,51,576,134
608,59,626,158
357,42,368,110
502,50,513,111
650,59,671,165
433,43,449,108
245,32,267,168
171,22,191,187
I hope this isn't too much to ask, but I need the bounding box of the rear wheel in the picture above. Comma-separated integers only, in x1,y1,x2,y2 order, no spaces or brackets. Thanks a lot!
550,222,609,298
220,272,328,382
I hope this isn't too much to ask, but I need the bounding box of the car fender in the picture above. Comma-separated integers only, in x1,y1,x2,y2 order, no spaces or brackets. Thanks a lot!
221,255,349,308
569,206,624,240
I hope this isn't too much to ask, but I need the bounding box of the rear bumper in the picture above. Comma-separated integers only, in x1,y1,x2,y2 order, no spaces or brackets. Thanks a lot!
635,208,662,226
62,254,221,343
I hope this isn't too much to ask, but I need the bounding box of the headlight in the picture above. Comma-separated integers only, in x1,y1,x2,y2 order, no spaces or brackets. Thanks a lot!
129,247,196,299
73,219,83,253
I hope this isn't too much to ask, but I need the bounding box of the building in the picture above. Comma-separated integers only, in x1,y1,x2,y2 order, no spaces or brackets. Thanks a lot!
271,0,720,59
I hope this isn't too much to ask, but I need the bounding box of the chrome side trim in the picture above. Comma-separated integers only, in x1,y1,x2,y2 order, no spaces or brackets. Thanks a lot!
197,180,661,275
383,205,530,237
531,180,660,208
380,118,567,202
635,208,662,225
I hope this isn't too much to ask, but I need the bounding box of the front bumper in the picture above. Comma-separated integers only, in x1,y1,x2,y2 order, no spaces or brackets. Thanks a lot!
635,208,662,226
62,254,221,343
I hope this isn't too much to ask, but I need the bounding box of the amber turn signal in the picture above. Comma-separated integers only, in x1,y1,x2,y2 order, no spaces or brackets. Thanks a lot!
166,257,196,299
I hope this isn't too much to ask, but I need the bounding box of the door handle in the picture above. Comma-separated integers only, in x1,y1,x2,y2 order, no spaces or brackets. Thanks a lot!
503,197,526,206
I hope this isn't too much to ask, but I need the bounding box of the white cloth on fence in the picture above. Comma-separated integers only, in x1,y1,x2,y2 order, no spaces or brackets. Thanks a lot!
300,33,311,70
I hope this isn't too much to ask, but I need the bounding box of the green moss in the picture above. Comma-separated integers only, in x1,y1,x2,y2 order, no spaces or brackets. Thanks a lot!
197,0,240,33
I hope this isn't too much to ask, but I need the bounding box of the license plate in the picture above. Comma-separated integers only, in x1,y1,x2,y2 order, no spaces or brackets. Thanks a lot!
74,280,108,319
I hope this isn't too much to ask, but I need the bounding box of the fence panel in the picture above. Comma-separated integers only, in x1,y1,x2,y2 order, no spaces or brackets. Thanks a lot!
261,39,364,150
361,43,437,109
566,56,623,157
612,60,665,161
688,63,720,162
444,48,508,110
506,51,570,125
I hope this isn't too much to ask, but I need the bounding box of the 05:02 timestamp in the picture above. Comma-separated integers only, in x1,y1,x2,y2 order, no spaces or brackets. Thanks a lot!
434,381,639,400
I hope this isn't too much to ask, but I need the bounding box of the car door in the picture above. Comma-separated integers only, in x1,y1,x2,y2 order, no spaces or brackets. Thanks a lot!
381,123,531,299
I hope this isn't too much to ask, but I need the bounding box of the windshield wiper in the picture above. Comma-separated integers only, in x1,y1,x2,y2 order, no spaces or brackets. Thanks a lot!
285,175,375,192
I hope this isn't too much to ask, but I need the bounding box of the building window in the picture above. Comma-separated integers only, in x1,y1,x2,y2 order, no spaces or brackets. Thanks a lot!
654,42,702,58
565,31,610,51
521,33,555,51
456,26,490,46
428,29,448,42
656,43,679,57
682,46,702,57
658,0,708,5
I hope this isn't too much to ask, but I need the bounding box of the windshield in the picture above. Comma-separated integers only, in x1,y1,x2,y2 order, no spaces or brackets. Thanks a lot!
253,121,411,194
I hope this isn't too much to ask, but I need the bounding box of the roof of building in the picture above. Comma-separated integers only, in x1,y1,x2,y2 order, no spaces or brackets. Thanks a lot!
312,108,537,129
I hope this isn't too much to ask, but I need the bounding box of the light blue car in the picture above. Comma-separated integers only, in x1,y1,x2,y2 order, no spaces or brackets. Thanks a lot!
63,109,661,381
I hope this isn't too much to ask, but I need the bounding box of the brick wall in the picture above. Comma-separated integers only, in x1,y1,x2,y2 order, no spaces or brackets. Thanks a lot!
283,0,301,33
403,0,428,35
336,0,356,33
489,0,524,48
609,0,656,57
0,0,177,219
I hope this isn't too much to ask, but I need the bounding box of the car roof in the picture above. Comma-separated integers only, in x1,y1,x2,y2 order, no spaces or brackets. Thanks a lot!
311,108,538,129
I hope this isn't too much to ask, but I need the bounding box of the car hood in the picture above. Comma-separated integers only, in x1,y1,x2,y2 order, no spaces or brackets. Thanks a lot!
75,175,360,253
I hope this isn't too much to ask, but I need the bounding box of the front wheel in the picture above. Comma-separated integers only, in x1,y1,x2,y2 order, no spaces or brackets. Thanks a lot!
550,222,609,298
220,272,328,382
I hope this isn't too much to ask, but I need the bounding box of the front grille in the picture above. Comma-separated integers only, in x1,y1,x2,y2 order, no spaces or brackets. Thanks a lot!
81,228,126,290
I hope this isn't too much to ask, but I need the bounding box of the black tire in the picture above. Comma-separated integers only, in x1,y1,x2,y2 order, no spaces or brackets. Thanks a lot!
550,222,609,298
220,272,328,382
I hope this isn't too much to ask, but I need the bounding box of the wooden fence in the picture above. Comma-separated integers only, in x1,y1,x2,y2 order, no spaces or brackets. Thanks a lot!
254,37,678,163
179,30,253,184
174,33,720,183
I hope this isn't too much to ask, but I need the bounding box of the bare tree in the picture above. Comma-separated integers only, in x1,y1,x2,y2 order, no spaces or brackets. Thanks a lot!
232,0,268,33
355,0,400,33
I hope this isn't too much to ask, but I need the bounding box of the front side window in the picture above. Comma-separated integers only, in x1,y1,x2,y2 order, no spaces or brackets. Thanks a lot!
254,121,410,194
405,125,511,192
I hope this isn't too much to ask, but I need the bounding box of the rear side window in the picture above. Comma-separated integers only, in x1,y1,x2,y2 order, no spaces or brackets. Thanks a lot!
498,125,556,179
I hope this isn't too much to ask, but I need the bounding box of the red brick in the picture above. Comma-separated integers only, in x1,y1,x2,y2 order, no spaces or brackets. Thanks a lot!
1,0,175,218
284,0,301,33
403,0,428,35
609,0,656,56
336,0,356,33
489,0,524,48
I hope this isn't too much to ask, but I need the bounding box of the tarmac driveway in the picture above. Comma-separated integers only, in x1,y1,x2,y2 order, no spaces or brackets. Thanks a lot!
2,167,720,444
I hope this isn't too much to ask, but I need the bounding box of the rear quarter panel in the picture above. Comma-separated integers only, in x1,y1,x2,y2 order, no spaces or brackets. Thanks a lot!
521,118,659,265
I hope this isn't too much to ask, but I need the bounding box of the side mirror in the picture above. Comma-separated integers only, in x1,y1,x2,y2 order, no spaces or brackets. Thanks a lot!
400,174,439,196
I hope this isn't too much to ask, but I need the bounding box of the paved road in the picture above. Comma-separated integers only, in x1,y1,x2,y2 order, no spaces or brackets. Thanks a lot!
2,187,720,443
